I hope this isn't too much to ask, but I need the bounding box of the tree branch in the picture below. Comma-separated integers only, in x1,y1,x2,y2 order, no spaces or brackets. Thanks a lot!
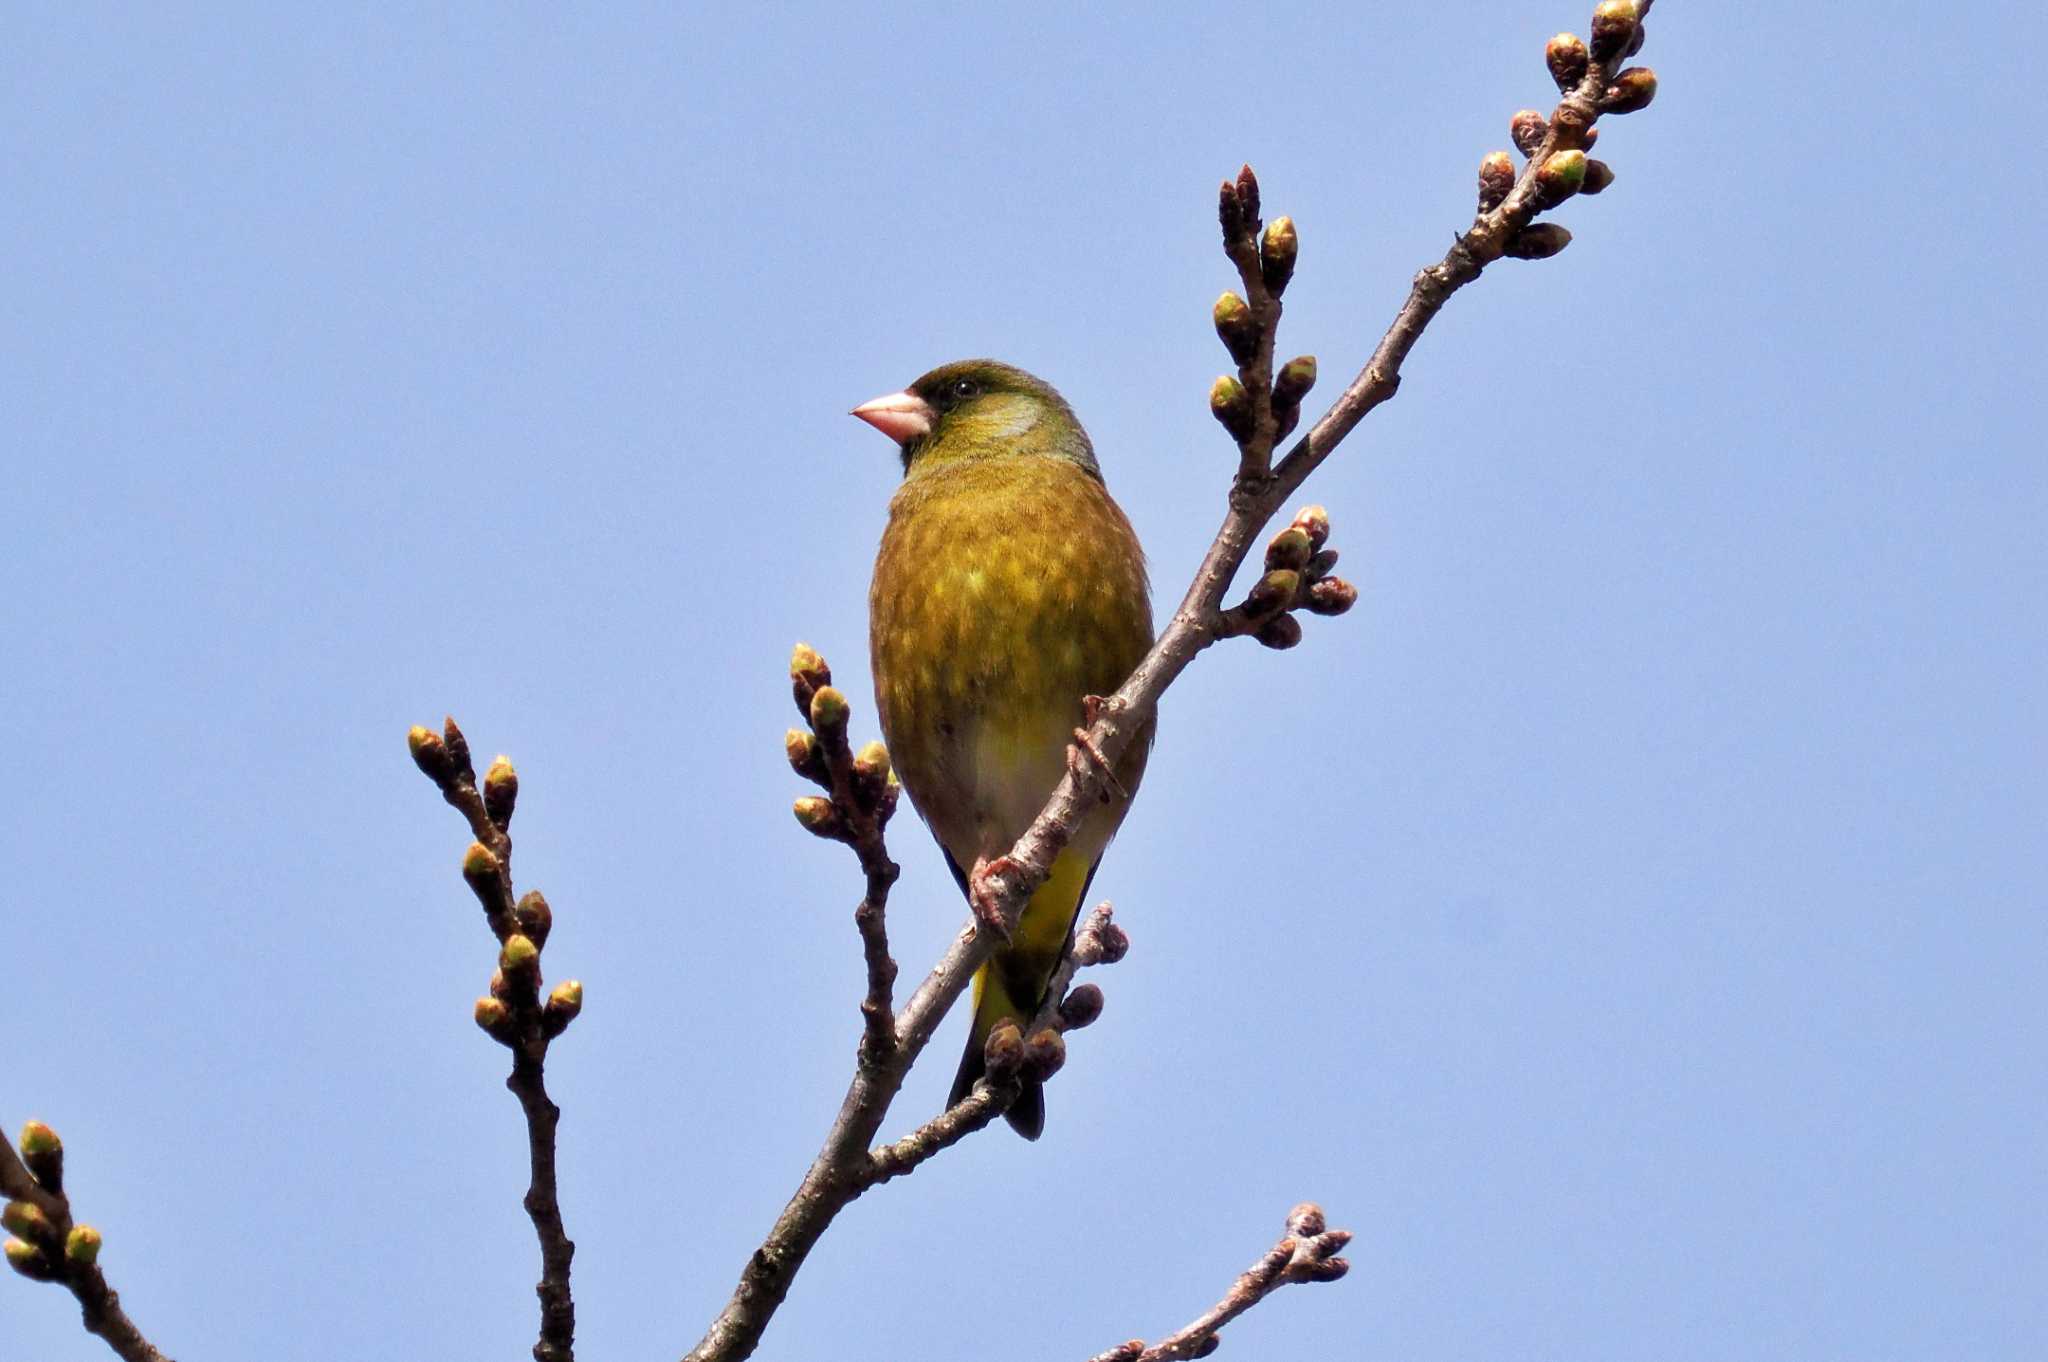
1085,1204,1352,1362
411,721,580,1362
3,1122,175,1362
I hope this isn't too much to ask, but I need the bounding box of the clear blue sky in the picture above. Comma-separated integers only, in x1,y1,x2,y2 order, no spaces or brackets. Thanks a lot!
5,5,2042,1360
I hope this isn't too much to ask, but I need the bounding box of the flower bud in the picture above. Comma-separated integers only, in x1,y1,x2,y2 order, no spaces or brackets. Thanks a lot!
1589,0,1640,62
789,642,831,714
1477,151,1516,211
2,1201,50,1244
1022,1027,1067,1081
5,1237,52,1280
1510,109,1549,158
984,1019,1026,1079
542,980,583,1037
1265,526,1314,572
1192,1336,1221,1359
1535,148,1588,206
1301,1257,1351,1282
785,728,826,785
853,740,891,784
1502,223,1573,260
64,1225,101,1266
441,717,475,784
1260,216,1297,296
408,725,453,784
1306,577,1360,617
1601,67,1657,114
483,755,518,830
1212,292,1258,366
1248,568,1301,615
461,841,502,904
792,794,842,839
1287,1202,1326,1236
1095,922,1131,964
18,1122,62,1192
514,890,552,950
1581,159,1616,194
1217,178,1244,241
1209,375,1254,444
1058,982,1105,1031
1272,355,1317,409
1235,164,1261,227
473,996,513,1041
807,685,850,738
1292,504,1331,551
500,932,540,977
1546,32,1589,90
1255,614,1304,650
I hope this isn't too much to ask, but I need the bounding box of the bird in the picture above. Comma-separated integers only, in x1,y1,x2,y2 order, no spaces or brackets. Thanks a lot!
853,359,1153,1139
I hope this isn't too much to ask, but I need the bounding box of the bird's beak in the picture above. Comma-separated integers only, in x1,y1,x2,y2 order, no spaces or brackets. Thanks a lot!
850,390,935,445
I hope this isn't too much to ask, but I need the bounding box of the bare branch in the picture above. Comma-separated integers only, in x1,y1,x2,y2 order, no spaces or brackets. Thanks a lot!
1088,1205,1353,1362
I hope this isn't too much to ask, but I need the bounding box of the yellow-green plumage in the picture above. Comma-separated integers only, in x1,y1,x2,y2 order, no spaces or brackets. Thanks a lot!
864,360,1151,1139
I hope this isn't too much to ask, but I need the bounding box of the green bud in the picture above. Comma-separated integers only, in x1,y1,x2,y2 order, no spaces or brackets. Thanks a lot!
1306,577,1360,616
807,685,849,737
473,996,512,1039
5,1237,52,1280
792,794,841,838
441,717,475,784
1535,148,1588,206
1291,504,1332,551
482,755,518,830
2,1201,50,1244
499,932,540,977
1601,67,1657,114
542,980,583,1037
1255,613,1304,650
1265,527,1314,572
18,1122,60,1161
1546,32,1590,91
785,728,827,785
1022,1027,1067,1082
1581,158,1616,194
853,740,891,782
1502,223,1573,260
983,1019,1026,1079
1209,375,1253,444
462,841,499,884
1259,216,1298,296
1248,568,1301,615
1477,151,1516,211
1058,983,1104,1031
789,642,831,717
1212,292,1258,366
1511,109,1549,158
514,890,553,950
1589,0,1640,62
64,1225,101,1266
1272,355,1317,409
408,725,453,783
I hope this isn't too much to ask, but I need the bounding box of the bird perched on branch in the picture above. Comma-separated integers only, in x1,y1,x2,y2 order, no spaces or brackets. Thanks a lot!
855,360,1152,1139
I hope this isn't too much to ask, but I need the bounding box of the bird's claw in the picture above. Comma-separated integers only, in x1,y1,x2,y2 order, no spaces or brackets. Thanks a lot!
1068,705,1128,803
969,855,1020,943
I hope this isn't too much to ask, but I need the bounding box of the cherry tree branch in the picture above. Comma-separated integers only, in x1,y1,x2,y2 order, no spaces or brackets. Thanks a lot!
685,5,1667,1357
411,721,581,1362
2,1122,174,1362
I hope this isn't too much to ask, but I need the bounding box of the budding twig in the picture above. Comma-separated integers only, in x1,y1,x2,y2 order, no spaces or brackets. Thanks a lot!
1084,1204,1353,1362
412,728,577,1362
2,1122,173,1362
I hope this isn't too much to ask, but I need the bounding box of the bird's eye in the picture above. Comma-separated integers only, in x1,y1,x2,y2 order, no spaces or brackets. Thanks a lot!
950,378,980,400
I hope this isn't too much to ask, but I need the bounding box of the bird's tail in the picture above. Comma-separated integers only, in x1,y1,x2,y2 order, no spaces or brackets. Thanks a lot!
946,849,1096,1140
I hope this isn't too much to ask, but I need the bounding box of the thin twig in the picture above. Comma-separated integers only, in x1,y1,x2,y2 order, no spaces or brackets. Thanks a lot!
1086,1205,1352,1362
2,1127,175,1362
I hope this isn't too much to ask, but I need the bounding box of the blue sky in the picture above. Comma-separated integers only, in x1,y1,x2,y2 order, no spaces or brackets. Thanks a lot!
5,5,2043,1359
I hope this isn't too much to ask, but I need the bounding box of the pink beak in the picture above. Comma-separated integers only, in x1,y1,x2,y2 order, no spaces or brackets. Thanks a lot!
851,389,935,445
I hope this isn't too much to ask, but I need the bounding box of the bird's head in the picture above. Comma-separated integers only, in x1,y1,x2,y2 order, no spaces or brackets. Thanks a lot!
851,359,1098,478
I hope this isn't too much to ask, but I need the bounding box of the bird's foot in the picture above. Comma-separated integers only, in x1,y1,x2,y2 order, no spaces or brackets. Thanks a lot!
968,855,1020,943
1068,703,1128,803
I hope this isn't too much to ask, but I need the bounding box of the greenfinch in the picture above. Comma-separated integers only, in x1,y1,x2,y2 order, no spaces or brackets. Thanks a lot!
855,360,1152,1139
